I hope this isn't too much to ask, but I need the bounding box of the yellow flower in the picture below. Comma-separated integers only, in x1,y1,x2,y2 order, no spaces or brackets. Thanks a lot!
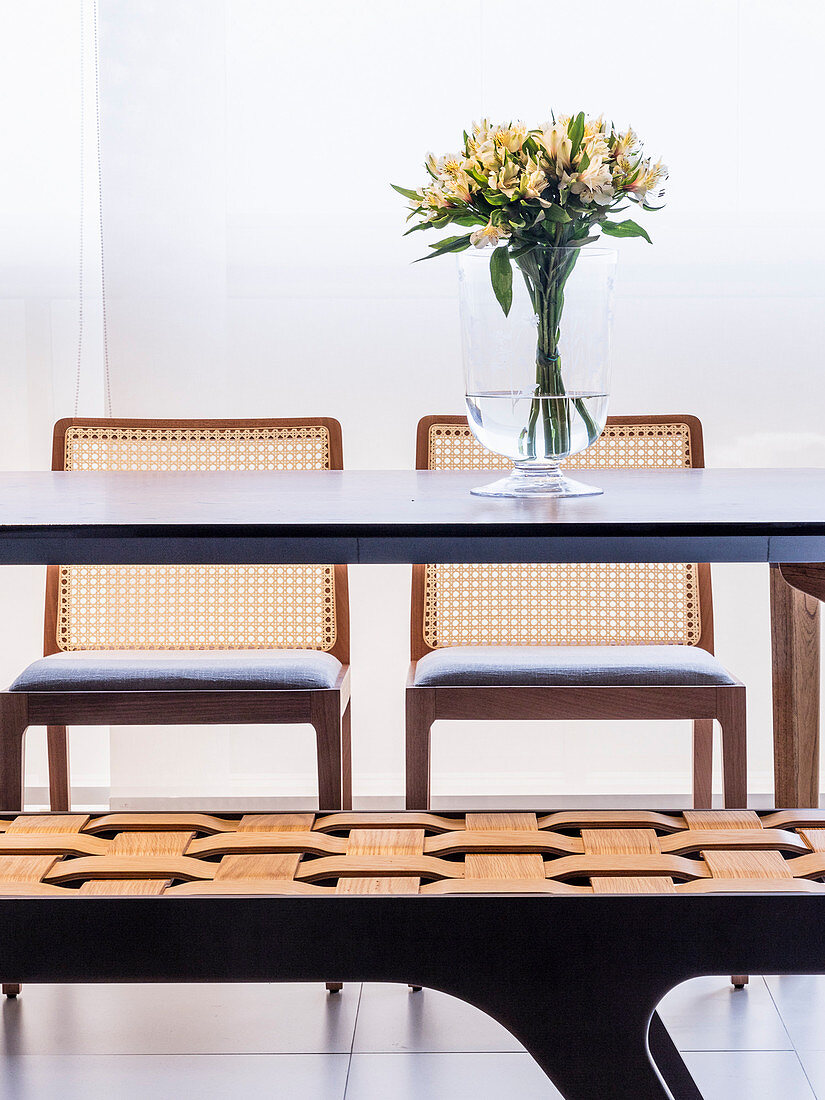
470,220,509,247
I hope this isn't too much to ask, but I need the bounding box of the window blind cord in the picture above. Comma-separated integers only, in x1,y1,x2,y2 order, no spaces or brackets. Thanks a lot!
74,0,111,417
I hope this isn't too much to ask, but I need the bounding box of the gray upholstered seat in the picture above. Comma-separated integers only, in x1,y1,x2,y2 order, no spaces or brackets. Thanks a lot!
10,649,342,692
413,645,736,688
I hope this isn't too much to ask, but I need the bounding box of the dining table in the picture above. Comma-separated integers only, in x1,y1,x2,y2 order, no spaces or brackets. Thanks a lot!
0,464,822,805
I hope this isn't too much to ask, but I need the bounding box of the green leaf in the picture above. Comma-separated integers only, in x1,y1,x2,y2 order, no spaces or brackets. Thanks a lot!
482,189,510,206
600,218,652,244
426,234,468,249
413,233,473,261
577,149,590,172
391,183,421,201
450,213,487,227
402,221,430,236
542,204,572,224
568,111,585,158
565,235,601,249
489,244,513,316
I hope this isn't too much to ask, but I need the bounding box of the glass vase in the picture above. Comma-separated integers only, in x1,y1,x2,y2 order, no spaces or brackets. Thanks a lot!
458,245,617,497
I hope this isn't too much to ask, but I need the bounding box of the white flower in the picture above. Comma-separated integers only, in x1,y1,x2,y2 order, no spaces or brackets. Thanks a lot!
568,158,615,205
623,157,668,202
538,119,572,171
470,220,509,247
488,161,521,199
611,126,639,159
421,184,452,211
442,170,474,204
494,122,528,154
519,158,547,199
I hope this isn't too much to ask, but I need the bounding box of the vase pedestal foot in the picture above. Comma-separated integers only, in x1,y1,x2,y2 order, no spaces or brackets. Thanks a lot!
470,470,604,499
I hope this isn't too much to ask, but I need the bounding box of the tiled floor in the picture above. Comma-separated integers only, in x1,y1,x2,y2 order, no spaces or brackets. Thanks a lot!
0,976,822,1098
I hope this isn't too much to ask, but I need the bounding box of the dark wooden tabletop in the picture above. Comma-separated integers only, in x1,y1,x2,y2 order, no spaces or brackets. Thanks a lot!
0,467,823,564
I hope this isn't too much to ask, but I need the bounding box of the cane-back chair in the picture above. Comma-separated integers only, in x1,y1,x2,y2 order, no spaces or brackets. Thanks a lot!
0,417,351,813
407,414,747,810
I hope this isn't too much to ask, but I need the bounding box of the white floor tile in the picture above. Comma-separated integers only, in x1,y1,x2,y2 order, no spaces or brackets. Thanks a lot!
0,1054,349,1100
0,983,358,1055
345,1053,561,1100
659,976,792,1051
352,984,523,1054
765,976,825,1051
793,1050,825,1099
681,1050,815,1100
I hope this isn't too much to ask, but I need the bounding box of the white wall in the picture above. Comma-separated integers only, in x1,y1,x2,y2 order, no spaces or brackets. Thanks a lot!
3,1,825,805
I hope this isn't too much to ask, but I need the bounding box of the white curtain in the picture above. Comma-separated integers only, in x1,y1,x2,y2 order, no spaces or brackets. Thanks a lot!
6,0,823,803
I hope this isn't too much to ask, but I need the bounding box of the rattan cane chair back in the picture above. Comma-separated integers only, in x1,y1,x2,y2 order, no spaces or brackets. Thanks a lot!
46,418,349,662
412,414,713,660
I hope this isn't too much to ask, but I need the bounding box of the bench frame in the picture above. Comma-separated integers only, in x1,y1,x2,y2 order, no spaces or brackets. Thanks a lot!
2,889,823,1100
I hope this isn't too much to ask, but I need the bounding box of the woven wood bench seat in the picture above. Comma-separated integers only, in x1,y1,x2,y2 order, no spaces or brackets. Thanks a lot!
2,809,825,897
4,809,825,1100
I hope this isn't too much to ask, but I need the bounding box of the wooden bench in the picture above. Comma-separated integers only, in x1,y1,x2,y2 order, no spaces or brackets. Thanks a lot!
3,808,825,1099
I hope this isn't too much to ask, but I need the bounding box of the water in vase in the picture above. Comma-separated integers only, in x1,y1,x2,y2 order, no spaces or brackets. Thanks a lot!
465,391,609,464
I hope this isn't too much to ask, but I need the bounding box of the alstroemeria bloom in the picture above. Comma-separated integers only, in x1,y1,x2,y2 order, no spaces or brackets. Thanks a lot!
569,159,615,205
494,123,528,153
612,127,639,159
489,161,521,199
519,159,548,199
538,120,572,171
443,171,474,204
470,220,509,247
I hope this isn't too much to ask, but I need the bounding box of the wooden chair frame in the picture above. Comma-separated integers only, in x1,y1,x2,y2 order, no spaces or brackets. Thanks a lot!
0,417,352,813
406,414,747,810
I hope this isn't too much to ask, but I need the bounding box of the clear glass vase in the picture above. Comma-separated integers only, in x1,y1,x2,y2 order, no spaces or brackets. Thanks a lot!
458,245,617,497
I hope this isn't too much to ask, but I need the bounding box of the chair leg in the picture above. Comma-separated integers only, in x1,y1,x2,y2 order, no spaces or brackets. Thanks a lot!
311,691,343,810
1,695,28,998
692,719,714,808
406,688,436,810
341,699,352,812
0,693,28,812
716,685,750,990
47,725,70,811
718,685,748,808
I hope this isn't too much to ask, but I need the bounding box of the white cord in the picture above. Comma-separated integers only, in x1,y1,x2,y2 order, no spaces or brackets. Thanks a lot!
74,0,111,417
73,0,86,416
93,0,111,416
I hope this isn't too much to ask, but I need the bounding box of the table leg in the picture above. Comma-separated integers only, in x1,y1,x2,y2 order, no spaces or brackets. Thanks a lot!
770,564,820,806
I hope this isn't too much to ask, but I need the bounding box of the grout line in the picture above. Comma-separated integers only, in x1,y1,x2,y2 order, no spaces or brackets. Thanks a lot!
764,976,820,1098
342,982,364,1099
765,975,805,1053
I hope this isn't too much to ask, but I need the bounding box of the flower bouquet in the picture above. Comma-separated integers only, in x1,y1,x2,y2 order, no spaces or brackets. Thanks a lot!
394,113,667,496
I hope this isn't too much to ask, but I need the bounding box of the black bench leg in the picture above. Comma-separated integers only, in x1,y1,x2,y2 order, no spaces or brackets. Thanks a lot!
448,978,696,1100
649,1011,704,1100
